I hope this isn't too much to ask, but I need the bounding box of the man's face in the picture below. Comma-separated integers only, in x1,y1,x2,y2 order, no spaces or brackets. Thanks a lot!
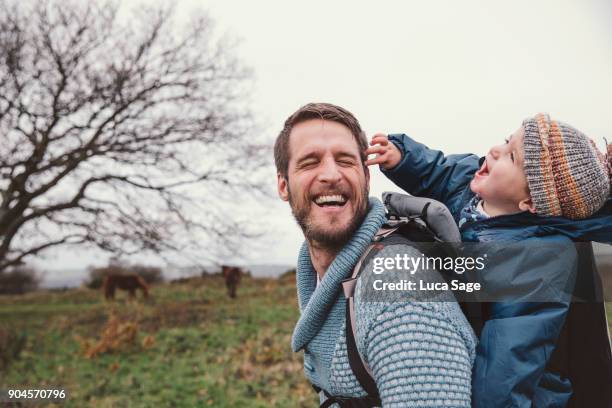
470,126,533,213
277,119,370,249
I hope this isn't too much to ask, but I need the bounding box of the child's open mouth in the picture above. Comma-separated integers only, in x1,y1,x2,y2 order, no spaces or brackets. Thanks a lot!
475,159,489,177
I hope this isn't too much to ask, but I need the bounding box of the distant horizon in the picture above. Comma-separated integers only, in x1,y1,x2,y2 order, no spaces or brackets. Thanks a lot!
38,262,296,289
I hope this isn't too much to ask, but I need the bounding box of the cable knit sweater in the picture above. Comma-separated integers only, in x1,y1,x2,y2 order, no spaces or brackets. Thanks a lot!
291,198,477,407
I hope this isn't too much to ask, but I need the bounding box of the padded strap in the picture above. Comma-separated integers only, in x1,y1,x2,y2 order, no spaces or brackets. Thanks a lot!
338,227,396,406
345,298,380,402
315,227,399,408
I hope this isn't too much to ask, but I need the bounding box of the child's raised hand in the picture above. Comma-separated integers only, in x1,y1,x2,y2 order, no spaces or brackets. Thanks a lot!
366,133,402,170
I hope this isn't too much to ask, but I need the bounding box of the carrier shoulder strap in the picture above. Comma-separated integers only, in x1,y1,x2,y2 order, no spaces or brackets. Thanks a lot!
384,192,487,336
340,227,398,404
383,192,461,242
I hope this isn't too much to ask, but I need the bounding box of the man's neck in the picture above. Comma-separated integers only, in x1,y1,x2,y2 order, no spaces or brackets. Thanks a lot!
307,240,341,281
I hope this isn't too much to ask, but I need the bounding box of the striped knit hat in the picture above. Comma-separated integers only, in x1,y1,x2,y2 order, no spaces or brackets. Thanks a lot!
522,113,611,219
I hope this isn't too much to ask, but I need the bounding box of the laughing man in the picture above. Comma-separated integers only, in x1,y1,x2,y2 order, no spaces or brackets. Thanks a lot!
274,102,477,407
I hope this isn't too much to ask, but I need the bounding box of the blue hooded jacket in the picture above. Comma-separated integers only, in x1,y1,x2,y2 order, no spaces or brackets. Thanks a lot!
382,133,612,408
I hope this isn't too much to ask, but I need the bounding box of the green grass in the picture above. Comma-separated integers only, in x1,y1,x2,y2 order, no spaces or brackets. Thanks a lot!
0,275,316,407
3,276,611,407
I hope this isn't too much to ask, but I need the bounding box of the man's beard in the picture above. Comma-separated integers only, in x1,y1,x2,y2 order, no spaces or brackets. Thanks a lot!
288,184,370,251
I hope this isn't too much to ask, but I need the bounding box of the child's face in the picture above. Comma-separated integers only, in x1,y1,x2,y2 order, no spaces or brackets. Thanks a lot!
470,126,535,215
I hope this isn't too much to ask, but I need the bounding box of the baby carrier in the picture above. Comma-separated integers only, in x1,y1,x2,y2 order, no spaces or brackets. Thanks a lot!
314,192,480,408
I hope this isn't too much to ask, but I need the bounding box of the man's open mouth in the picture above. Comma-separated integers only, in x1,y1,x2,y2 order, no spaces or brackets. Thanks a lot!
313,194,348,207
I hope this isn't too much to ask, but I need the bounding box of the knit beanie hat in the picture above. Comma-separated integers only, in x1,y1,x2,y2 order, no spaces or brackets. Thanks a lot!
522,113,611,220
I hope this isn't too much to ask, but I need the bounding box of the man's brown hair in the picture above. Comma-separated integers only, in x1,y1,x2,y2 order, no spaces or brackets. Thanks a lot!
274,102,368,178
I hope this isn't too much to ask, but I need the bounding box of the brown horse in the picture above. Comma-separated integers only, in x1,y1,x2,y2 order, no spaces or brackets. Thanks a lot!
103,274,149,300
221,266,243,299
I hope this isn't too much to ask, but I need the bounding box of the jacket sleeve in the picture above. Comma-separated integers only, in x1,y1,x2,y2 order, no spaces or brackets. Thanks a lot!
365,301,476,407
382,134,480,218
472,238,578,408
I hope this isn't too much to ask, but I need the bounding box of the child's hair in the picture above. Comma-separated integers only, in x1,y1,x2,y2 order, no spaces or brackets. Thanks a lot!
522,113,611,219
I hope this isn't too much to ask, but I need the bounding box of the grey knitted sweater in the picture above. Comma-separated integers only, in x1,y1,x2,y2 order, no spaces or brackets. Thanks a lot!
291,198,477,407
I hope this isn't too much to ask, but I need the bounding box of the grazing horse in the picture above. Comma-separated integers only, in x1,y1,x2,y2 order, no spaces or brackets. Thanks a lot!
221,266,243,299
103,274,149,300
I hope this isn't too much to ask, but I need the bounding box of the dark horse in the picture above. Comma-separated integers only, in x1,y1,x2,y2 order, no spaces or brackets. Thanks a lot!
221,266,243,298
103,274,149,300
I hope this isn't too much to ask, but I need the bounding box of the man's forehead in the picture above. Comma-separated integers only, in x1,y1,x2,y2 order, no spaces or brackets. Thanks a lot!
288,119,360,155
290,118,352,138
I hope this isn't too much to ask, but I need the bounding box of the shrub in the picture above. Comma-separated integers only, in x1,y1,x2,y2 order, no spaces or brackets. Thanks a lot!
130,265,163,284
279,268,296,279
0,265,40,295
75,313,140,358
0,326,27,370
85,265,124,290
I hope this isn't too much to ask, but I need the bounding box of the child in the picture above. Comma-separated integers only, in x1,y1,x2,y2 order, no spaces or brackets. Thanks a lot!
367,113,612,408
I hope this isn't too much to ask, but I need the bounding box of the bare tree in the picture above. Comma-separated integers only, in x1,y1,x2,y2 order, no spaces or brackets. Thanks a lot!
0,0,268,272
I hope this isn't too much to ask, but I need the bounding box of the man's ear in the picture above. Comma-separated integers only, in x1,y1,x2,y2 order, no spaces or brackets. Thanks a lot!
277,173,289,201
518,196,537,213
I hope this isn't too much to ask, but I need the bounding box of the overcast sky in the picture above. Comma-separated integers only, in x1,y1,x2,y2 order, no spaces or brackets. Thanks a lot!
37,0,612,274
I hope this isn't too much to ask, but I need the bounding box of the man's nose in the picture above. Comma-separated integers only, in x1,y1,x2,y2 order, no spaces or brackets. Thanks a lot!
317,158,342,184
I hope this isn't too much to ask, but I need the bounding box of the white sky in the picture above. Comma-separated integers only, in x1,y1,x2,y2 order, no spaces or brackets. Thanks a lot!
36,0,612,273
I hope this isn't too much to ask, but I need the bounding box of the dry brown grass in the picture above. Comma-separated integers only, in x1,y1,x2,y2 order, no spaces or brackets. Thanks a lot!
75,313,144,358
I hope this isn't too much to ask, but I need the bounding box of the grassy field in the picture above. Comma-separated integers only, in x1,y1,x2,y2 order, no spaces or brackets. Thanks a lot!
0,274,317,407
1,274,611,408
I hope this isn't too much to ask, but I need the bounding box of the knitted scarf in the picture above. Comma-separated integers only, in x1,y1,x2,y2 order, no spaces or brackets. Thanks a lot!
291,197,387,352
